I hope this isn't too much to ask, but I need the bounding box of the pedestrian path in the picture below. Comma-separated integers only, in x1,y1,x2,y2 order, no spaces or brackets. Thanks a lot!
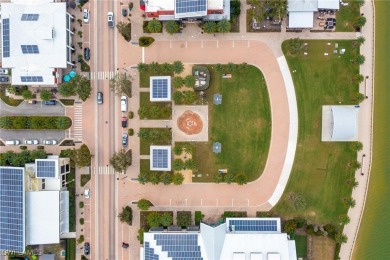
90,165,116,175
90,71,116,80
73,102,83,141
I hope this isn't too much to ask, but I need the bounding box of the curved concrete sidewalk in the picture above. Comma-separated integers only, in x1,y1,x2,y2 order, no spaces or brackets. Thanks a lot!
117,40,298,210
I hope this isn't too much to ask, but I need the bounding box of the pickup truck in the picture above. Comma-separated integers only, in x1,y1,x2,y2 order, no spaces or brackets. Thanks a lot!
107,12,114,27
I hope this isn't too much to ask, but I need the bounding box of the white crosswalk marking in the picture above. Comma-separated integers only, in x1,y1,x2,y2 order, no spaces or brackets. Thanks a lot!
90,166,116,175
90,71,116,80
73,102,83,141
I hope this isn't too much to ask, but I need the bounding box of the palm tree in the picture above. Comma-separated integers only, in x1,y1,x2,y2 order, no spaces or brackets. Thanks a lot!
173,159,184,171
203,21,217,33
160,172,172,185
149,62,160,73
226,62,237,72
161,62,173,74
354,16,367,28
224,172,235,184
213,174,223,183
354,141,363,151
40,89,51,101
173,145,182,155
173,76,184,89
217,19,231,33
137,62,149,72
137,172,148,184
355,55,365,65
350,160,362,170
148,172,160,185
343,197,356,208
237,62,249,73
235,174,247,185
160,212,173,226
147,212,161,227
338,214,350,225
357,36,366,45
185,159,196,170
172,61,184,74
353,74,364,84
147,19,162,33
215,63,223,71
335,233,348,244
184,75,196,88
172,173,184,185
165,20,180,34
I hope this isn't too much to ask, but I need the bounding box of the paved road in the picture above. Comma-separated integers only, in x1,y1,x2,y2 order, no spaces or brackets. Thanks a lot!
0,100,64,115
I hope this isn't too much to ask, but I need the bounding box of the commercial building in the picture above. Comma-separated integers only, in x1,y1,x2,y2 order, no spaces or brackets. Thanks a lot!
288,0,339,28
1,0,74,85
144,0,230,21
142,218,297,260
0,156,71,253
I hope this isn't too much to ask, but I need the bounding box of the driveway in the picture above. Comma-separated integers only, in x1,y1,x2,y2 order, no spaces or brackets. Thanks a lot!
0,100,65,116
0,100,66,145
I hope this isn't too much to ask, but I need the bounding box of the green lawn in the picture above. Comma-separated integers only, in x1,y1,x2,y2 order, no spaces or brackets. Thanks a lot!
191,65,271,182
353,1,390,258
139,92,172,119
336,1,361,32
139,128,172,155
140,71,173,88
295,235,308,258
273,40,359,226
0,87,23,106
66,238,76,260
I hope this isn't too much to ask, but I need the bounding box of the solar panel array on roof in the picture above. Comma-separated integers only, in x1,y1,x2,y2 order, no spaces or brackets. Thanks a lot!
145,242,159,260
176,0,207,14
152,79,168,99
0,168,25,252
2,19,10,58
21,14,39,21
36,160,56,178
21,45,39,54
229,219,278,232
154,234,203,260
21,76,43,83
152,149,168,169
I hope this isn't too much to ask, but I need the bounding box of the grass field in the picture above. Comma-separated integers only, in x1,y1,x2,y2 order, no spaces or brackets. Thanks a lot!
139,128,172,155
66,238,76,260
353,1,390,258
295,235,308,258
191,65,271,182
336,1,361,32
273,40,359,226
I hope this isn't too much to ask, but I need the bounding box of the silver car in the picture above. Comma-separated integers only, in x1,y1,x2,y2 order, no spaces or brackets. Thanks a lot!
44,140,57,145
25,139,38,145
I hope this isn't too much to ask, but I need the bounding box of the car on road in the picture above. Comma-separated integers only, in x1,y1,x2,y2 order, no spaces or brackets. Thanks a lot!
83,9,89,23
121,116,128,128
85,188,90,199
97,91,103,104
122,8,127,17
28,100,37,104
24,140,38,145
107,12,114,27
84,242,90,255
43,140,57,145
0,68,9,74
122,133,128,147
0,76,9,82
84,47,90,61
5,140,20,145
121,95,127,112
44,100,57,105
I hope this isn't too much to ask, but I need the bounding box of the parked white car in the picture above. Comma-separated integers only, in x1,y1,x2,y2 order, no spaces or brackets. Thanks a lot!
83,9,89,23
107,11,114,27
121,96,127,112
5,140,20,145
44,140,57,145
85,188,90,199
24,139,38,145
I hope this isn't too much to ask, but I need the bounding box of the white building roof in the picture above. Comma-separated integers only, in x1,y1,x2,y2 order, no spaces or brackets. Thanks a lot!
288,11,314,28
150,76,171,102
150,146,172,171
145,0,175,13
288,0,317,12
25,191,60,245
318,0,339,10
1,1,68,85
331,106,358,141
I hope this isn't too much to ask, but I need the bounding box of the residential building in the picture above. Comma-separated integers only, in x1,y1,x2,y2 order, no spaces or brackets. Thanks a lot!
144,0,230,21
142,218,297,260
0,156,71,253
1,0,74,86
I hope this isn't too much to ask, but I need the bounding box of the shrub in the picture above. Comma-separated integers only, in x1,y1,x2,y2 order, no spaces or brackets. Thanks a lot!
137,228,145,244
235,174,247,185
116,22,132,41
128,111,134,119
283,219,297,235
173,145,182,155
224,172,235,184
195,211,203,225
139,37,155,47
160,212,173,227
203,21,217,33
177,211,192,227
118,206,133,225
138,172,148,185
338,214,350,225
79,201,84,208
79,218,84,225
0,116,72,130
138,199,152,210
77,235,84,244
147,19,162,33
165,20,180,34
222,211,247,218
147,212,161,227
19,146,27,150
128,128,134,136
213,174,223,183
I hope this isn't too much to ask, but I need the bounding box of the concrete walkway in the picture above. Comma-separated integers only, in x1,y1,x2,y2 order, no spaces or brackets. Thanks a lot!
340,1,375,259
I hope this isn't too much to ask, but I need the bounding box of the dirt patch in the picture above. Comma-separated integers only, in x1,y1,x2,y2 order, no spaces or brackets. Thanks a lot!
177,110,203,135
310,236,336,260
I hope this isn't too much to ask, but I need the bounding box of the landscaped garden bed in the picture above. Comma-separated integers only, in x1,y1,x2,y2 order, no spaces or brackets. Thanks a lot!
139,128,172,155
0,116,72,130
138,92,172,119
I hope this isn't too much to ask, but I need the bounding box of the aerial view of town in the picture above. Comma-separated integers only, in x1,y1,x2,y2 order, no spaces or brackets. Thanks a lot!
0,0,389,259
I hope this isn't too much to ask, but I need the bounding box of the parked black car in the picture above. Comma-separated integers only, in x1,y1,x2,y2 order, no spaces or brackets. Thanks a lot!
122,8,127,17
84,47,90,61
84,242,90,255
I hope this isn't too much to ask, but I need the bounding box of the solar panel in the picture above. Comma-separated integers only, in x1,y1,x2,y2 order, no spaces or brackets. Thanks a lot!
229,219,278,232
21,14,39,21
176,0,207,14
152,79,168,99
152,149,168,169
153,234,203,260
0,167,25,252
145,242,159,260
21,76,43,83
2,19,10,58
21,45,39,54
36,160,56,178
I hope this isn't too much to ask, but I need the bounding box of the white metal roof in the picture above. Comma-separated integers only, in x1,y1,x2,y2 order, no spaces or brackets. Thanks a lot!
1,1,67,85
25,191,59,245
331,106,358,141
288,11,314,28
318,0,339,10
288,0,318,12
145,0,175,13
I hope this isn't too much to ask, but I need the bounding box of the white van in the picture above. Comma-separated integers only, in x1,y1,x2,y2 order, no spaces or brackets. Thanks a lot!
5,140,20,145
121,96,127,112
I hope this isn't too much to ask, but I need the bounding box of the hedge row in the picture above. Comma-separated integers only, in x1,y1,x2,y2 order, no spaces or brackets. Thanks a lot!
0,116,72,130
